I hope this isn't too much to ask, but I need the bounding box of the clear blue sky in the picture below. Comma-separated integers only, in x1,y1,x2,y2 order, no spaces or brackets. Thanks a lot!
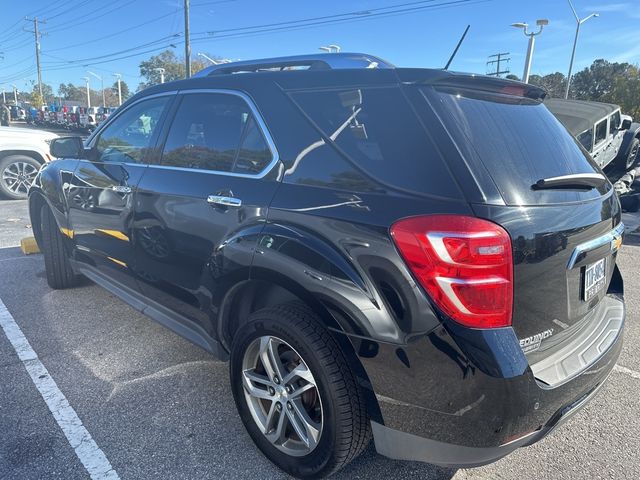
0,0,638,93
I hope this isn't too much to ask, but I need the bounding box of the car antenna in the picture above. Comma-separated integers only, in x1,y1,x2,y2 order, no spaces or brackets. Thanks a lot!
444,25,470,70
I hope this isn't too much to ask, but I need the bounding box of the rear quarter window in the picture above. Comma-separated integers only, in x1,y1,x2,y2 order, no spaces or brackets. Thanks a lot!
287,86,461,199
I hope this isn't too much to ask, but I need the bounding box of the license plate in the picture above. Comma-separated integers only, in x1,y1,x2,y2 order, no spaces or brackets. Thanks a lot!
584,258,606,301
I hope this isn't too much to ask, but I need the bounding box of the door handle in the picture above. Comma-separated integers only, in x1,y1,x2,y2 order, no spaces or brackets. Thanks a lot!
111,185,132,194
207,195,242,207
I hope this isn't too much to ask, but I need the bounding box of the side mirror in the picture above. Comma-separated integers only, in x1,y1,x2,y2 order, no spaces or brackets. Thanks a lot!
50,136,84,158
621,118,632,130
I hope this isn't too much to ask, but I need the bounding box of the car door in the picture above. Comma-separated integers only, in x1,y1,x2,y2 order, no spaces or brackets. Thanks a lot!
67,94,174,292
132,90,280,338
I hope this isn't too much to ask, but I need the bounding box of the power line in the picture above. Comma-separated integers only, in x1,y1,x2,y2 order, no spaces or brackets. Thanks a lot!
46,0,136,34
194,0,477,37
46,10,180,53
42,34,181,66
486,52,510,77
191,0,488,42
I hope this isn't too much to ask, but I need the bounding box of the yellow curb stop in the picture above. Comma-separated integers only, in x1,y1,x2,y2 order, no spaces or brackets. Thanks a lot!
20,237,40,255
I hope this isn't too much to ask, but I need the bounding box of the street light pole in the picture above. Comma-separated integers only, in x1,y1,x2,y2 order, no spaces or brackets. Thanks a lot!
564,1,598,99
87,71,105,106
512,20,548,83
11,84,17,105
113,73,122,106
1,89,5,104
82,77,91,108
155,68,165,84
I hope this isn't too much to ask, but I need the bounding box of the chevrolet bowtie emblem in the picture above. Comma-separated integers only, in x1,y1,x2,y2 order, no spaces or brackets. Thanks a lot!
612,235,623,251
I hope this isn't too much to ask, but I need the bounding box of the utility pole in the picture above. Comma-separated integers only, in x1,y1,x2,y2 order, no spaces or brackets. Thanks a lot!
113,73,122,106
25,17,46,104
11,85,18,105
184,0,191,78
82,77,91,108
486,52,511,77
155,68,166,84
1,89,5,104
565,1,598,99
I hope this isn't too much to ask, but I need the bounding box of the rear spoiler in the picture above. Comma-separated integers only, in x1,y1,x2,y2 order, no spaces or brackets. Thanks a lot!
398,69,547,101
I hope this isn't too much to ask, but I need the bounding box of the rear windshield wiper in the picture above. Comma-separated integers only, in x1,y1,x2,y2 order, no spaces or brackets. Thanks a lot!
533,173,606,190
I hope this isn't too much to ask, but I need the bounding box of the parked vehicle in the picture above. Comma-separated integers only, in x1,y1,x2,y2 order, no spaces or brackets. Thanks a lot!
29,53,625,479
0,126,58,199
546,98,640,171
9,105,26,121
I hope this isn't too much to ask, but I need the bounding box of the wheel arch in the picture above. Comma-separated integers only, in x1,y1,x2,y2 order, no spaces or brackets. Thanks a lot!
620,123,640,158
0,149,47,165
217,275,384,424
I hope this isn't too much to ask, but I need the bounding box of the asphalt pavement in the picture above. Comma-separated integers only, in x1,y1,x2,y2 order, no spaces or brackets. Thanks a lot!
0,198,639,480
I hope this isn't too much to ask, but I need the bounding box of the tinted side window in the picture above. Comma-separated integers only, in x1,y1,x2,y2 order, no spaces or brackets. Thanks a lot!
161,93,272,174
609,111,621,134
288,87,458,198
95,96,169,163
595,119,608,145
233,115,273,174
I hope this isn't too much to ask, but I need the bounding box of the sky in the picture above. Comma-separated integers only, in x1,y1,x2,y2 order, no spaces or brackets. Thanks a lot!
0,0,639,94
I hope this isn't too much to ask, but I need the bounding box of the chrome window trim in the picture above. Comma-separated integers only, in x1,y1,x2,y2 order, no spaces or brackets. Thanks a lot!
147,88,280,179
567,222,625,269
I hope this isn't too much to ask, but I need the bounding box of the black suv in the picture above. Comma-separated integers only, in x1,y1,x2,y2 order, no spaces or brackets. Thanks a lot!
29,53,625,479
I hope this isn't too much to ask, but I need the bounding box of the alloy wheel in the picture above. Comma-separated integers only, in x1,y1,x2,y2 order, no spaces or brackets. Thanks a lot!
241,335,323,457
2,161,38,195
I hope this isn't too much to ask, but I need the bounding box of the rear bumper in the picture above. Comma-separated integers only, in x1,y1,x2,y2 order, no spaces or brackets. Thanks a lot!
371,369,610,467
357,293,624,467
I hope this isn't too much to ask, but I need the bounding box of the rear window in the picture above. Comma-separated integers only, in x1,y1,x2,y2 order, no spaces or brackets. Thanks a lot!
421,86,604,206
288,87,460,198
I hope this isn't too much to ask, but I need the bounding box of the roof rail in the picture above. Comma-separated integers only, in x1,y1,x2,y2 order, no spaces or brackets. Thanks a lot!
193,52,394,77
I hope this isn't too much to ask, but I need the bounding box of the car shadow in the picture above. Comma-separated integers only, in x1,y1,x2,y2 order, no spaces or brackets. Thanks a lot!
332,443,457,479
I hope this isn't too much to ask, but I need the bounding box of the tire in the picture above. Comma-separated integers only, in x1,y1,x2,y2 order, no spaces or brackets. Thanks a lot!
229,303,370,479
0,155,41,200
40,204,77,289
621,137,640,171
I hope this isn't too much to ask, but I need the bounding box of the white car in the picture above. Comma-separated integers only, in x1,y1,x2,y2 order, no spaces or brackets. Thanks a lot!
0,126,58,199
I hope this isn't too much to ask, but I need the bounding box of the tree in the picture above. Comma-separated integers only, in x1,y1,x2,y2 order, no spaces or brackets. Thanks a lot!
27,82,53,106
505,74,520,81
528,72,567,98
138,49,210,90
112,80,130,100
570,59,634,100
603,65,640,119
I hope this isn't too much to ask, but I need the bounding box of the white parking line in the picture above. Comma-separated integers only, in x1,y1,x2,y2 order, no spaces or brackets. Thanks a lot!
614,364,640,380
0,298,120,480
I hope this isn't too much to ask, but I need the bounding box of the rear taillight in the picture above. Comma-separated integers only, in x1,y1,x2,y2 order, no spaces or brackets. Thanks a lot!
390,215,513,328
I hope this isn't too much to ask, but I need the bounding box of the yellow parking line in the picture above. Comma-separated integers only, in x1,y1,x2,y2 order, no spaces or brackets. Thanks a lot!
106,257,127,268
95,229,129,242
59,227,74,239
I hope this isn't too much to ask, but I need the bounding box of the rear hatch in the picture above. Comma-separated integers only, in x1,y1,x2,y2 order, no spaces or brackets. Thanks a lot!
410,75,622,356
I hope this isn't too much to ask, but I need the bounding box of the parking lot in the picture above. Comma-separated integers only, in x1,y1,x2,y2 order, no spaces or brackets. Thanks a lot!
0,198,639,480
